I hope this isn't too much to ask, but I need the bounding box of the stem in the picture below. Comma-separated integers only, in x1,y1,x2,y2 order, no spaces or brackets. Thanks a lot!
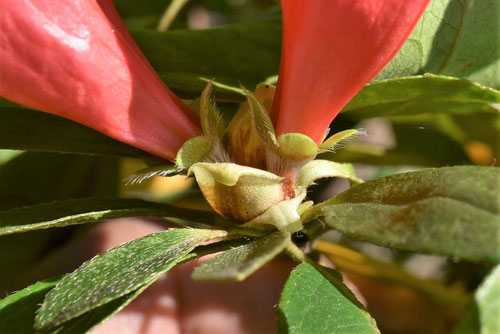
157,0,190,32
284,241,309,263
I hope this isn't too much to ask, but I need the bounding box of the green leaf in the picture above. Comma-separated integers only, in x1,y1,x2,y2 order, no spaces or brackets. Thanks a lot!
277,263,378,334
0,107,160,162
0,277,153,334
35,228,226,330
192,231,290,281
377,0,499,88
0,152,121,210
0,152,121,294
0,277,59,333
131,20,281,101
453,265,500,334
476,265,500,334
48,284,153,334
0,197,217,236
343,75,500,120
309,166,500,262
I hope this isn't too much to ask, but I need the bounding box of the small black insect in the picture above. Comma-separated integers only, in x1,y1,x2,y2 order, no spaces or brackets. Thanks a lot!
291,230,308,247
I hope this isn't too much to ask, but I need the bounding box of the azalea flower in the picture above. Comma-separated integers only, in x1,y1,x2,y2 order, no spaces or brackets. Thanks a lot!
1,0,430,230
0,0,201,160
272,0,431,144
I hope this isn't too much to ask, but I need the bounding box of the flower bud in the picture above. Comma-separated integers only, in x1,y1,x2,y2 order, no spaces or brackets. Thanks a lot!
188,163,295,223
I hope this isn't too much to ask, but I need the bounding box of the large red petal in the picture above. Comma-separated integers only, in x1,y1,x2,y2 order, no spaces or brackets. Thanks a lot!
271,0,430,144
0,0,201,160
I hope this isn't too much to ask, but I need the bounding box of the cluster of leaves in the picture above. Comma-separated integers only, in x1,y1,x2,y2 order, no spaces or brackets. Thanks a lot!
0,0,499,333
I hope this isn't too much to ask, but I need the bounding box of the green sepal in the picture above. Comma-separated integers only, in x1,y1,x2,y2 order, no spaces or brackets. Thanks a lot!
188,162,283,187
319,129,359,151
242,87,278,148
176,136,211,168
278,133,318,161
124,165,185,184
296,160,363,192
199,82,225,144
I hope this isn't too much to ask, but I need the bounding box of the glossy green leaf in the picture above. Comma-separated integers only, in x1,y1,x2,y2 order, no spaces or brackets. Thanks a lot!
131,20,281,101
476,265,500,334
0,107,160,162
343,75,500,119
0,197,217,236
35,228,226,330
277,263,378,334
376,0,499,88
308,166,500,262
192,231,290,281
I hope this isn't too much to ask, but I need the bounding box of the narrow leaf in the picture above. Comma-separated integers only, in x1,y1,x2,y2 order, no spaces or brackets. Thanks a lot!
342,75,500,119
192,231,290,281
0,277,155,334
48,282,154,334
309,166,500,262
0,107,159,162
35,228,226,330
277,263,378,334
0,278,59,333
0,197,217,236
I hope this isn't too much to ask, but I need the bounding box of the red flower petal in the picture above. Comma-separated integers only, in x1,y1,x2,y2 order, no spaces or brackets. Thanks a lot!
0,0,201,160
271,0,430,144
